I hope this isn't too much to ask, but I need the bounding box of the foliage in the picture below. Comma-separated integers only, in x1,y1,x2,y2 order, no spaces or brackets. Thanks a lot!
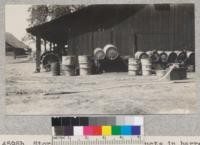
22,5,85,43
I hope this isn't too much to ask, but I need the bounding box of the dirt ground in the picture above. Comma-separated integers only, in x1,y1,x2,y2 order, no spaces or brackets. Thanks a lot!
5,57,196,115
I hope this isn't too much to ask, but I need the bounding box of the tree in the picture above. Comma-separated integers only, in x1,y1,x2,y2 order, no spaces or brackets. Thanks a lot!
22,5,85,43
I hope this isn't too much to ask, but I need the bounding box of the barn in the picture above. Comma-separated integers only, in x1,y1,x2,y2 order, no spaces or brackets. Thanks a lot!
5,32,31,59
26,4,194,73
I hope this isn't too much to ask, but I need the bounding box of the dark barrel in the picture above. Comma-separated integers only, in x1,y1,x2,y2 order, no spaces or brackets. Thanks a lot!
158,51,168,63
165,51,177,63
176,51,187,63
51,62,60,76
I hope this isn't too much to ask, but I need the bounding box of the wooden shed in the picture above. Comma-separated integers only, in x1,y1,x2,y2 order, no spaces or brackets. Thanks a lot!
5,32,31,59
27,4,194,72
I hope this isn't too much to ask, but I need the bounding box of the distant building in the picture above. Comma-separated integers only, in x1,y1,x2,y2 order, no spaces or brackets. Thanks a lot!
5,32,31,59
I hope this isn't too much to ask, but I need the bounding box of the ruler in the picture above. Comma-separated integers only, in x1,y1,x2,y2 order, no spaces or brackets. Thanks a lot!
52,136,144,145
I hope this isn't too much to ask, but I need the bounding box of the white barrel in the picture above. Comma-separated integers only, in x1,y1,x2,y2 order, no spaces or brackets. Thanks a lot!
78,55,91,76
158,51,168,63
141,58,152,76
135,51,149,60
128,58,139,76
156,70,167,77
165,51,177,63
128,71,137,76
103,44,119,60
187,51,195,65
175,50,187,63
146,51,160,63
62,56,76,65
94,48,106,60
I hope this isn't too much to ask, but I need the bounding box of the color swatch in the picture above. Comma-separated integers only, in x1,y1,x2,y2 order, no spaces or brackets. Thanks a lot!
52,116,143,136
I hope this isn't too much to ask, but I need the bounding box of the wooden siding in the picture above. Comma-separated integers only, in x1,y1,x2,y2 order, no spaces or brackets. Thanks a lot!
67,4,194,56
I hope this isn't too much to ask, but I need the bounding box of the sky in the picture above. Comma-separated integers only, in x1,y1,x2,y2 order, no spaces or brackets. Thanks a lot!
5,5,34,48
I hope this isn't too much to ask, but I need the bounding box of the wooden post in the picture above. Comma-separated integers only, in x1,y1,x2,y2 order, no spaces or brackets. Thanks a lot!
50,42,52,51
35,36,41,73
13,48,16,59
44,39,47,52
57,43,64,62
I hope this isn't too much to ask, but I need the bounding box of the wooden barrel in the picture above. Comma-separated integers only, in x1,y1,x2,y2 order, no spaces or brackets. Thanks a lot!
141,58,152,76
61,65,74,76
187,51,195,65
165,51,177,63
103,44,119,60
61,56,76,76
146,51,160,63
158,51,168,63
78,55,91,76
62,56,76,65
51,62,60,76
156,70,167,77
175,51,187,63
135,51,148,60
128,57,139,76
94,48,106,60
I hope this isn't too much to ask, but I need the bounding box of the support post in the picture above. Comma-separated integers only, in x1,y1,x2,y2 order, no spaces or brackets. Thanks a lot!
44,39,47,52
50,42,52,51
13,48,16,59
57,43,64,62
35,36,41,73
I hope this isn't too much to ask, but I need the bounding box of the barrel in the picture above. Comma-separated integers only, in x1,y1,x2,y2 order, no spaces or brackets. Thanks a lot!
135,51,149,60
187,51,195,65
156,70,167,77
61,65,74,76
62,55,76,65
158,51,168,63
141,58,152,76
165,51,177,63
146,51,160,63
175,51,187,63
78,55,91,76
128,57,139,76
61,56,75,76
94,48,106,60
103,44,119,60
51,62,60,76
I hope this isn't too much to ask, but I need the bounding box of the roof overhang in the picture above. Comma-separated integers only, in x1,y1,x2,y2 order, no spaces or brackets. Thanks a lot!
26,4,147,44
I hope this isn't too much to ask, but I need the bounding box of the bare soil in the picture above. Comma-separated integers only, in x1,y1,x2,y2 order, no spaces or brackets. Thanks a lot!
5,57,196,115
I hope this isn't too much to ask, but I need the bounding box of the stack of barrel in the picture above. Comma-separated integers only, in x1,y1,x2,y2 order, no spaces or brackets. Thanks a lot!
78,55,91,76
128,58,139,76
134,51,152,76
93,44,119,73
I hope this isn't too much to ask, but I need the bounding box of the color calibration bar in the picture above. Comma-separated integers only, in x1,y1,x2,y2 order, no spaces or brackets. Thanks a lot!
51,116,144,136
